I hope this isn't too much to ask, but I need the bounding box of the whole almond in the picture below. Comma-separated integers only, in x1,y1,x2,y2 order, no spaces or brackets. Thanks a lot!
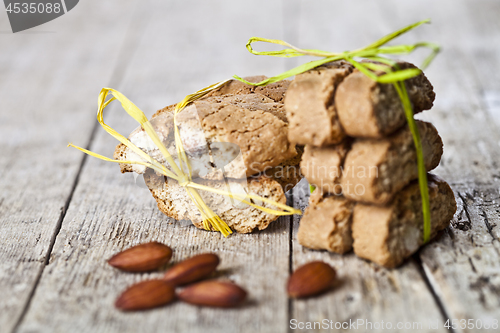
178,280,247,308
287,261,336,298
108,242,172,272
164,253,219,286
115,279,175,311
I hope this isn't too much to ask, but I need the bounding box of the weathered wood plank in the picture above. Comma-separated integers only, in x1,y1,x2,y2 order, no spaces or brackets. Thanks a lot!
18,1,292,332
288,1,449,332
370,1,500,332
0,1,139,332
420,185,500,333
403,1,500,331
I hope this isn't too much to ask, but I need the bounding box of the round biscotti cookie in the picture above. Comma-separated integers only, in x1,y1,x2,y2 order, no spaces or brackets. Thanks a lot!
114,93,297,180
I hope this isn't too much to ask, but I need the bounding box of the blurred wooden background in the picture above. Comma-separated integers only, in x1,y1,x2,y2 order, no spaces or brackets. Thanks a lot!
1,0,500,332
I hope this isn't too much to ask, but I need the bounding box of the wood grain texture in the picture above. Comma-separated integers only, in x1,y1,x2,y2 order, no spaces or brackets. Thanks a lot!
293,2,500,332
407,1,500,331
420,186,500,333
0,1,139,332
18,1,291,332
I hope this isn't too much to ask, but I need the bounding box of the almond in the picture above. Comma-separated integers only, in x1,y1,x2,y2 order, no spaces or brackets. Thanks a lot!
164,253,219,286
287,261,336,298
108,242,172,272
178,280,247,308
115,279,175,311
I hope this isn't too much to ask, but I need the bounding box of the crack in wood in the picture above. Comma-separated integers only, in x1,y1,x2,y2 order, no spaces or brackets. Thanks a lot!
458,192,475,231
480,209,496,240
446,227,456,247
287,189,294,333
452,205,471,231
11,152,85,333
468,257,477,273
10,1,153,331
413,256,455,333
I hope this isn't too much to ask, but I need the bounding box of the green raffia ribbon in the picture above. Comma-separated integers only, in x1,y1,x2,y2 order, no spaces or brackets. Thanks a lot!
234,19,440,243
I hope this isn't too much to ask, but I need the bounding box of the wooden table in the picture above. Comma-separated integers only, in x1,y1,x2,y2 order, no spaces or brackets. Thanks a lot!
1,1,500,332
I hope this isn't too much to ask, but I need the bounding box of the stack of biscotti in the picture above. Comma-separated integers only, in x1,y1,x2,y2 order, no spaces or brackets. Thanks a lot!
286,61,457,268
114,76,303,234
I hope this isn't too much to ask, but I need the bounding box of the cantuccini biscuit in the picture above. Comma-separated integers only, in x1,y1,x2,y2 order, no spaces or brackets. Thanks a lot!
143,169,286,234
299,141,351,194
297,190,354,254
352,174,456,268
341,120,443,205
352,174,457,268
335,62,435,138
284,61,354,146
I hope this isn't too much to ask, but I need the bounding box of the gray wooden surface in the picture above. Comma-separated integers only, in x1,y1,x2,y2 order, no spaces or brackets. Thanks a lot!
1,0,500,332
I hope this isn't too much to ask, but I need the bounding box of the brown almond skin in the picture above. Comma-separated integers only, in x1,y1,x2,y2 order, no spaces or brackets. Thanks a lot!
164,253,219,286
287,261,336,298
178,280,247,308
115,279,175,311
108,242,173,272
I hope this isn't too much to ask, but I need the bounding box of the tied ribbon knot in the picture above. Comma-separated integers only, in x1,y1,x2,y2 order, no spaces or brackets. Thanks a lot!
233,18,440,243
177,175,191,188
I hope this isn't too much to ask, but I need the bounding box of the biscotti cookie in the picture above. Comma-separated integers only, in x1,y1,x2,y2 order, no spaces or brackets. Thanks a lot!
340,120,443,205
297,190,354,254
352,174,456,268
143,169,286,234
284,61,354,146
207,75,291,103
114,94,297,179
335,62,435,138
299,141,351,194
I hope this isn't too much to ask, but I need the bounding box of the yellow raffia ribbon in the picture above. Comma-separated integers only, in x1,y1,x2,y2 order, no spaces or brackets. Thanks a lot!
234,19,439,243
68,83,301,237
